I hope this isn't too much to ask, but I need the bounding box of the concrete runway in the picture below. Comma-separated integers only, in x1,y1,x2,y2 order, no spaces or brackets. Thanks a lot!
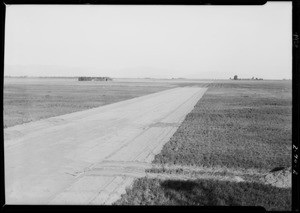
4,87,207,204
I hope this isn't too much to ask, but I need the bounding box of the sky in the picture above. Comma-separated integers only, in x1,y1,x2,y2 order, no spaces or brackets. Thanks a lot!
4,2,292,79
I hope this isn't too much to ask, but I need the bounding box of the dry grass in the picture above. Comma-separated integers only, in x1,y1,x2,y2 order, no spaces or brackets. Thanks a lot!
153,80,292,170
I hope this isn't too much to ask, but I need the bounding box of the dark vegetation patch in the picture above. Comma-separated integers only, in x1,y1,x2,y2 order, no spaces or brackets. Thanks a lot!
114,178,291,211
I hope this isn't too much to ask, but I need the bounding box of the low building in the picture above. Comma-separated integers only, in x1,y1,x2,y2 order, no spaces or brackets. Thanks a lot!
78,77,112,81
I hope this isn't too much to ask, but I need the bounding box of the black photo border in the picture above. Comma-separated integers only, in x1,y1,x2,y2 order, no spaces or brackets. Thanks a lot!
0,0,298,212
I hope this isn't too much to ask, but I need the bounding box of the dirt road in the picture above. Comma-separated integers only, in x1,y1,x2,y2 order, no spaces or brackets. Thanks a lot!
5,87,207,204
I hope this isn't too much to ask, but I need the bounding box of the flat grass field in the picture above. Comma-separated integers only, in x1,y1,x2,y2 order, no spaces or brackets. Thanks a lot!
115,80,292,210
153,81,292,170
3,78,179,128
3,78,292,210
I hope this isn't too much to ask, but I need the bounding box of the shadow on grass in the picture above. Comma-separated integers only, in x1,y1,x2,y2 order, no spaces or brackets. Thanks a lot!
160,179,291,210
115,178,291,211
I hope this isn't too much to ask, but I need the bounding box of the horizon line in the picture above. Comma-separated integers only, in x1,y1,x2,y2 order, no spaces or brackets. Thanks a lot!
3,76,292,81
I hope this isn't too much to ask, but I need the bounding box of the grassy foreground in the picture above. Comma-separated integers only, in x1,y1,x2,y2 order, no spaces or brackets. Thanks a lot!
114,80,292,210
115,178,291,211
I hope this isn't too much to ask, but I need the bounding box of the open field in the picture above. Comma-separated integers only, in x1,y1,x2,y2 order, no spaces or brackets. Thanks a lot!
4,78,292,209
114,80,292,210
3,78,179,128
4,77,212,128
153,80,292,170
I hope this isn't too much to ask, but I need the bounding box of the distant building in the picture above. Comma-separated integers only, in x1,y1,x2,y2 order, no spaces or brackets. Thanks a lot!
93,77,112,81
78,77,112,81
231,75,263,81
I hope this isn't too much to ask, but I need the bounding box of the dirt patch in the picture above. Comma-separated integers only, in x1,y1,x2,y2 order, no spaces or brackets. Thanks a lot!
260,167,291,188
86,161,291,188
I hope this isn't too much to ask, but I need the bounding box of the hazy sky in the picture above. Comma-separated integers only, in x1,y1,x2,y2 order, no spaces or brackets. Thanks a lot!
5,2,292,79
